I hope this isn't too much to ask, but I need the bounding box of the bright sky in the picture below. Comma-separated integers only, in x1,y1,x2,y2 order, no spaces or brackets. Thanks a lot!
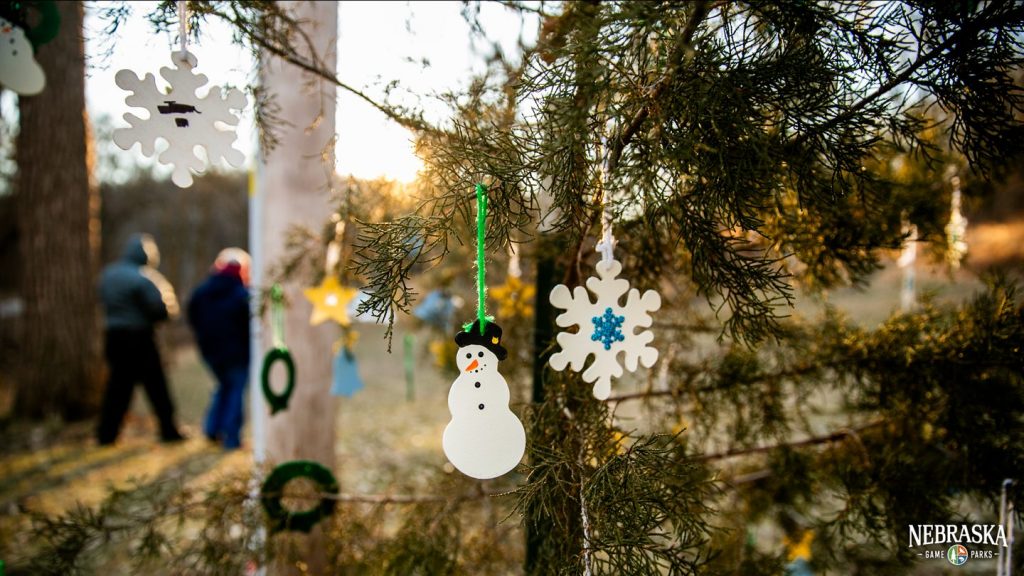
84,1,539,184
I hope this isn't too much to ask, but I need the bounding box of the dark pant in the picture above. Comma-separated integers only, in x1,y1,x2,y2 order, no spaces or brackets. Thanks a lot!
203,362,248,449
97,328,179,444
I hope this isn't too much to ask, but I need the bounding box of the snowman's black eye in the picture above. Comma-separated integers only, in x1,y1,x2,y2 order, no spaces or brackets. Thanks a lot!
478,351,484,357
465,353,472,359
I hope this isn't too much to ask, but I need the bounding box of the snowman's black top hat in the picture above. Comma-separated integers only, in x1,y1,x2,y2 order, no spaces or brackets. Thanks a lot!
455,319,507,361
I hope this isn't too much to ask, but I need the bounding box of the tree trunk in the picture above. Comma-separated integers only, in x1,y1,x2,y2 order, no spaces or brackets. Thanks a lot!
14,1,102,421
525,248,557,572
256,1,338,573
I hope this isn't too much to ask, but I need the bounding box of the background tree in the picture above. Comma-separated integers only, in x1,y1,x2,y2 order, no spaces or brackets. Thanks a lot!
14,0,102,420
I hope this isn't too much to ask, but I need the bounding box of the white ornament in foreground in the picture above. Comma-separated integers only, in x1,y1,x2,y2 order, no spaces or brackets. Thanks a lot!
443,322,525,479
0,17,45,95
113,51,246,188
549,258,661,400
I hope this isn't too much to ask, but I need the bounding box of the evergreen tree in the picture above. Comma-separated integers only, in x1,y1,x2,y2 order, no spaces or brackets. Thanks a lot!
346,2,1024,572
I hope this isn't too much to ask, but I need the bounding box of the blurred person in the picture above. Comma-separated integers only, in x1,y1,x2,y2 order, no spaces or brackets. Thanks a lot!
97,234,184,445
187,248,251,450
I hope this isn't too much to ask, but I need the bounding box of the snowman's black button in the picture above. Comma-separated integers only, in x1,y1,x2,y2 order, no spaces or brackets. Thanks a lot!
478,404,485,410
474,382,481,388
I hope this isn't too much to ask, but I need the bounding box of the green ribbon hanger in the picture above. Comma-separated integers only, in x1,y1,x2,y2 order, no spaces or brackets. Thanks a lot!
463,183,493,334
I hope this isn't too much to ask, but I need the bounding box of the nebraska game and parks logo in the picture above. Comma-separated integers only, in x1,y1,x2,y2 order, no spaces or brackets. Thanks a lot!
946,544,968,566
908,524,1008,565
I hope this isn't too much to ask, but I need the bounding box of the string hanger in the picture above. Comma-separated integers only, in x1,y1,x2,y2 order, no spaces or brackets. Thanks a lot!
325,214,346,279
178,0,189,57
508,244,521,279
327,177,356,285
595,134,616,265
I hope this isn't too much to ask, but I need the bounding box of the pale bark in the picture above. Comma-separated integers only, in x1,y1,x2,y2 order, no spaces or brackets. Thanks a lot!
257,2,338,573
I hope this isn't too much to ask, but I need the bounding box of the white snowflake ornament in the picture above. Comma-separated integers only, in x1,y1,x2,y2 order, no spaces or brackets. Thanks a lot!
113,51,246,188
549,257,661,400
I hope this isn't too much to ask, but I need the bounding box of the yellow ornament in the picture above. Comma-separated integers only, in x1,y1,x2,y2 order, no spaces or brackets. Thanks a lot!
303,276,358,327
490,276,536,320
331,330,360,355
429,339,458,373
784,530,814,562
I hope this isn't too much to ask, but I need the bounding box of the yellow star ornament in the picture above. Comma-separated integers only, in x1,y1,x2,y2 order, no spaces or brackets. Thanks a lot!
303,276,358,327
490,276,536,320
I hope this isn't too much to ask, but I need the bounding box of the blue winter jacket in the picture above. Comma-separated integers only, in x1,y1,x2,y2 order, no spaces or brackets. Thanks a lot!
99,235,175,331
187,269,251,369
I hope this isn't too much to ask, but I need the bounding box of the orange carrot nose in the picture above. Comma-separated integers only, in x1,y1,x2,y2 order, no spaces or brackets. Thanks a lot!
465,359,479,372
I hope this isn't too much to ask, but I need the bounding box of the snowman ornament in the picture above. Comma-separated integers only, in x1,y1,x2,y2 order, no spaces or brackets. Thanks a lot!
442,320,525,479
0,0,61,97
0,15,43,95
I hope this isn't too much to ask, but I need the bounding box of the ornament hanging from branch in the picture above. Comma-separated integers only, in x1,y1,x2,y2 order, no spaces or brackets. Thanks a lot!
331,316,363,399
260,460,338,533
490,246,535,321
261,284,295,414
548,140,661,400
305,217,360,327
112,1,245,188
442,183,526,480
307,215,366,397
0,1,60,95
549,258,661,400
898,216,918,312
331,343,364,397
946,174,968,270
303,275,358,327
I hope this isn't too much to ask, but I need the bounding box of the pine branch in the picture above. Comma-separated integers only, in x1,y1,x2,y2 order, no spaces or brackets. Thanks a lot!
605,0,711,176
199,3,437,135
789,0,1014,148
694,420,884,462
492,0,557,19
605,363,821,403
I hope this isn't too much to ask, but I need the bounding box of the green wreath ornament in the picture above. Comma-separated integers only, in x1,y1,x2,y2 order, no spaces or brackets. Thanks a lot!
261,347,295,414
260,460,339,533
1,1,60,49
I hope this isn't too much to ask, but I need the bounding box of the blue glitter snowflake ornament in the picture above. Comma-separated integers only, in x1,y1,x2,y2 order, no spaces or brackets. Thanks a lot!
549,258,661,400
591,307,626,350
